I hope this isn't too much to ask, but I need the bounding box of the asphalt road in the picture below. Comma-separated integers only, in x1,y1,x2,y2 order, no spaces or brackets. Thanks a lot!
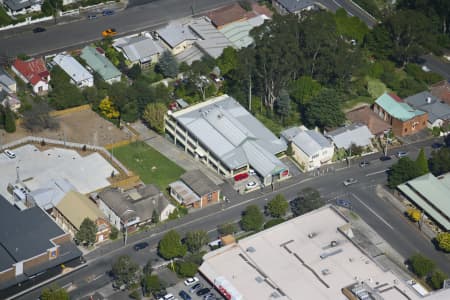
421,54,450,80
318,0,377,28
16,139,450,300
0,0,236,57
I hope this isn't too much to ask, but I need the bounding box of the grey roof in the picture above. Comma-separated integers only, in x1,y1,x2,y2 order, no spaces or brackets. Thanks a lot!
156,22,198,49
326,123,373,149
189,18,233,59
29,178,76,210
3,0,42,11
169,181,200,205
292,130,332,157
405,91,450,123
114,36,163,64
175,44,204,65
53,53,93,84
280,127,302,141
0,68,16,91
181,170,219,197
171,95,287,177
0,195,64,268
275,0,317,13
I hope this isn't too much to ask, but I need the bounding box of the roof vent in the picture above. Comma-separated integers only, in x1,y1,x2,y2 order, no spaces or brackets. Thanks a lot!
330,240,338,247
270,292,280,298
426,96,432,103
255,276,264,283
321,269,331,275
308,232,316,238
246,246,256,253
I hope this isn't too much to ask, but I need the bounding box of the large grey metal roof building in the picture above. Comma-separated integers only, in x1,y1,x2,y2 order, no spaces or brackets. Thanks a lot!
165,95,288,184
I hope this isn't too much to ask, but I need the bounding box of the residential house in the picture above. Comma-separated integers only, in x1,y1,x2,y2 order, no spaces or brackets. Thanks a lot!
272,0,319,15
0,195,81,291
156,22,198,55
219,14,269,49
2,0,42,16
405,91,450,129
398,172,450,231
12,57,50,94
53,53,94,88
113,34,164,68
52,191,110,243
326,123,373,150
430,80,450,105
373,93,428,137
80,46,121,84
346,106,391,137
281,126,334,171
25,177,76,211
0,68,17,93
97,184,175,231
169,169,220,208
0,90,20,112
206,3,247,29
165,94,289,185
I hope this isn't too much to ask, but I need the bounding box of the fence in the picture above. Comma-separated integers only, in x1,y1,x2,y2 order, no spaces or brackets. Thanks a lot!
49,104,91,117
0,16,54,32
0,136,132,176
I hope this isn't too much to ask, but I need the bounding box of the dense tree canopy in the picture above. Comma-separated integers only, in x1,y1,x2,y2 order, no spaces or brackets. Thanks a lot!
185,230,208,253
241,205,264,231
158,230,186,260
388,157,422,188
429,148,450,176
409,253,435,278
75,217,97,246
290,187,325,216
111,255,140,287
266,194,289,218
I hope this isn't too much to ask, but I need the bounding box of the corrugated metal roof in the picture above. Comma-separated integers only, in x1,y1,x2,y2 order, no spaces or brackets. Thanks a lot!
375,93,426,121
219,21,254,49
398,173,450,230
292,130,331,157
80,46,121,82
115,36,163,64
326,124,373,149
156,22,197,49
53,53,93,84
405,91,450,123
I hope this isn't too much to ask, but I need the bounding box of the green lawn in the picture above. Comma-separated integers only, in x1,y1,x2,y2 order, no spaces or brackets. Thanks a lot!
112,141,185,190
0,7,12,26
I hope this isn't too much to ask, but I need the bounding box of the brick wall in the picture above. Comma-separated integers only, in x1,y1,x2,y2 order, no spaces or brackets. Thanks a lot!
23,253,49,271
392,113,428,136
52,233,72,245
200,190,220,207
0,268,16,284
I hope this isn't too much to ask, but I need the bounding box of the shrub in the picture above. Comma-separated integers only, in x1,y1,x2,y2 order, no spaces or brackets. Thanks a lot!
264,218,285,229
429,270,448,290
409,254,435,278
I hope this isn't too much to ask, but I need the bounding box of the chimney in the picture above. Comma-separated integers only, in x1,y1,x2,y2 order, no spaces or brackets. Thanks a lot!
426,96,432,104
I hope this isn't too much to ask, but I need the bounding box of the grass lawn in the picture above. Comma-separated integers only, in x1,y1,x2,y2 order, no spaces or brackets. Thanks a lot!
112,141,185,190
342,96,373,111
367,76,388,98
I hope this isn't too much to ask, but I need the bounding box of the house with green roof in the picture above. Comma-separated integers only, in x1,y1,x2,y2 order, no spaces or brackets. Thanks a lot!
373,92,428,137
398,172,450,231
80,46,121,84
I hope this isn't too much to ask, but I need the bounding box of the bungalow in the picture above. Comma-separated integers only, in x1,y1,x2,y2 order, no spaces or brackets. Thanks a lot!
169,170,221,208
97,184,176,231
281,126,334,171
12,57,50,94
326,123,373,150
430,80,450,105
52,191,110,244
80,46,121,84
0,68,17,93
53,53,94,88
405,91,450,129
113,34,164,68
373,93,428,137
156,22,198,55
0,91,21,112
2,0,42,16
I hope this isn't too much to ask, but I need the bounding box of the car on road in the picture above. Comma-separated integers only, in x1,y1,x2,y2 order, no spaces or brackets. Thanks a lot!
184,277,199,286
246,181,258,189
133,242,149,251
196,288,210,296
432,142,443,149
102,9,114,16
343,178,358,186
189,283,203,293
380,155,392,161
102,28,117,37
335,199,352,209
396,151,408,158
87,14,97,20
359,160,370,167
179,290,191,300
4,149,16,159
33,27,46,33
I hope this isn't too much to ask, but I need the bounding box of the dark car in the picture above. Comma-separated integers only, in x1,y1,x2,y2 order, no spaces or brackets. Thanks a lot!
33,27,46,33
189,283,202,293
336,199,352,209
179,290,192,300
133,242,149,251
359,160,370,168
102,9,114,16
432,142,443,149
380,155,392,161
87,14,97,20
196,288,210,296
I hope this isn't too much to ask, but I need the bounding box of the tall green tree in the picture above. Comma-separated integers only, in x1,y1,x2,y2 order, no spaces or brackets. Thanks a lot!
241,205,264,232
75,218,97,246
158,230,186,260
157,51,178,78
108,81,131,125
290,187,325,216
142,102,167,134
141,274,161,296
40,285,69,300
185,230,208,253
429,270,448,290
276,89,291,125
305,89,345,129
217,47,238,76
415,148,429,175
289,76,322,105
388,157,422,188
112,255,140,287
429,147,450,176
4,105,15,133
409,253,435,278
218,223,238,235
266,194,289,218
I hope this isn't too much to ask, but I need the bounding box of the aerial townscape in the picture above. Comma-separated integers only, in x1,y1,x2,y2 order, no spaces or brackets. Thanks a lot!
1,0,450,299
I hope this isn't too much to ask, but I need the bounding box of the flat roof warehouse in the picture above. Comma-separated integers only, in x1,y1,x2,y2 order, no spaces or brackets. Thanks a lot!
199,206,450,300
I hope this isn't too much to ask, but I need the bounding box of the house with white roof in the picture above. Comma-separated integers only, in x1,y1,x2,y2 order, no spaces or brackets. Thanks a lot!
113,34,164,68
156,22,198,55
326,123,373,150
281,126,334,171
0,68,17,93
165,94,289,185
53,53,94,88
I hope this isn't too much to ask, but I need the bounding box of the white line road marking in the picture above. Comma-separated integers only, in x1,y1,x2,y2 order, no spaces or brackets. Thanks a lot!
352,193,394,230
366,169,389,176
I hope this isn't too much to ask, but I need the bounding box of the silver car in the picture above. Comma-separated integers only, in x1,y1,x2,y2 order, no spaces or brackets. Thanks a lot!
343,178,358,186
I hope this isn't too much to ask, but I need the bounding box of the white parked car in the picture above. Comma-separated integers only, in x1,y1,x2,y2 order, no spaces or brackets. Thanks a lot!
184,277,199,286
4,149,16,159
421,65,431,72
248,169,256,176
158,293,175,300
343,178,358,186
246,181,258,189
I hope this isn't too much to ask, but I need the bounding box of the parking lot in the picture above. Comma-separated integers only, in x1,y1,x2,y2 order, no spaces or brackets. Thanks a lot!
166,275,222,300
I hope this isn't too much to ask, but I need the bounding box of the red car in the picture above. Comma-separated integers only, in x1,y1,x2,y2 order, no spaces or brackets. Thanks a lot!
234,173,249,182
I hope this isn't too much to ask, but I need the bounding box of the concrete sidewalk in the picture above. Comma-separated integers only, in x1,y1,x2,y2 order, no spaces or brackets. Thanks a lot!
131,121,224,185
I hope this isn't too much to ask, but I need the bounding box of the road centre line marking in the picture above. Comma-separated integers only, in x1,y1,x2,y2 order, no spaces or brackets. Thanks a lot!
366,169,389,177
352,193,394,230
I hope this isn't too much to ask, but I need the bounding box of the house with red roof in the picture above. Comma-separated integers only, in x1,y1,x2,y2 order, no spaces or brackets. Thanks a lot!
12,58,50,94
